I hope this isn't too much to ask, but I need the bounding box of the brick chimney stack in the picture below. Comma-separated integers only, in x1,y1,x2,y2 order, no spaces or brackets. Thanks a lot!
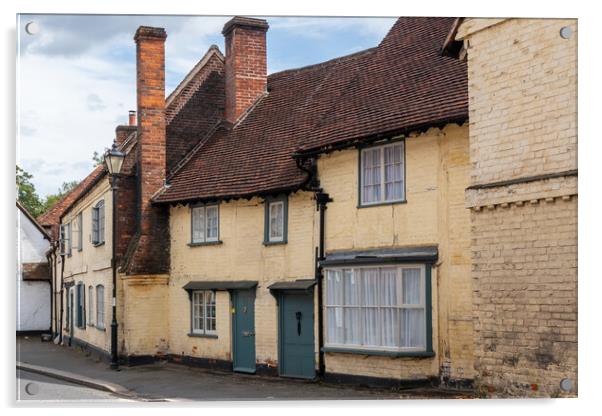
222,16,269,124
129,25,170,274
115,111,137,148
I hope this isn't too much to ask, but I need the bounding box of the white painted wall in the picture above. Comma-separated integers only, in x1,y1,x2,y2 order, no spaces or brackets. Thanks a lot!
17,205,51,331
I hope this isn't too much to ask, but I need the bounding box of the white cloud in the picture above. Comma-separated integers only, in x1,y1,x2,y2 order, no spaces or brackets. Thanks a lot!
17,14,396,197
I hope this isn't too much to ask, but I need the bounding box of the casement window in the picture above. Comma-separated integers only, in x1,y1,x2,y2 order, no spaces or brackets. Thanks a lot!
264,196,288,244
88,285,94,326
76,283,85,329
92,200,105,245
191,290,216,336
360,141,405,206
190,204,219,244
324,265,427,352
60,223,71,256
77,212,83,251
96,285,105,329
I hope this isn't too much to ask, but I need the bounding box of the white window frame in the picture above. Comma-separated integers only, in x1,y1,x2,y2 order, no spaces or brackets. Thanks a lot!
191,204,219,244
88,285,94,326
268,200,285,242
191,290,217,336
324,264,426,353
92,200,105,246
77,212,83,251
60,223,72,256
360,141,405,206
96,285,105,329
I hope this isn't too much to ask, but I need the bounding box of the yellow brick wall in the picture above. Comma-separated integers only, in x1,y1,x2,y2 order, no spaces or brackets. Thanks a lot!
318,123,472,381
60,177,117,353
458,18,578,397
168,192,318,367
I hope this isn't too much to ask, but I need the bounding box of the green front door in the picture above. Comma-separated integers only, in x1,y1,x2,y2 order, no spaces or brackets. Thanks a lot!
232,289,256,373
279,291,315,379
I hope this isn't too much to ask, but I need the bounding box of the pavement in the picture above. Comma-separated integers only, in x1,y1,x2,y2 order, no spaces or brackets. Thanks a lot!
17,370,137,402
16,336,474,402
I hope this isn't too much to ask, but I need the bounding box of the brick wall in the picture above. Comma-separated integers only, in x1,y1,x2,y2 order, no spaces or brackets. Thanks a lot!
223,17,268,123
458,18,578,397
128,26,170,275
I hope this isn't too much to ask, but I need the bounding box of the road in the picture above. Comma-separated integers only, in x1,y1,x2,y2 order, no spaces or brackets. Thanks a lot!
16,370,136,402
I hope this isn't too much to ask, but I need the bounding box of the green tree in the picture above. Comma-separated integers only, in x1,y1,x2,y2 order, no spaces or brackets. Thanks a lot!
16,165,45,217
43,180,80,212
92,150,104,166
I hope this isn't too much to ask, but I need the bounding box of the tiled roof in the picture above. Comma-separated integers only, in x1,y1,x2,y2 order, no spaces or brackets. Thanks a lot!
154,17,467,204
37,164,106,240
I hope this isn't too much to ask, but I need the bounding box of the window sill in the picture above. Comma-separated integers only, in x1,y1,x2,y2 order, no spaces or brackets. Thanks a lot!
188,240,223,247
188,333,218,339
263,240,287,246
87,323,95,328
96,326,106,332
93,242,105,248
357,199,407,209
321,346,434,358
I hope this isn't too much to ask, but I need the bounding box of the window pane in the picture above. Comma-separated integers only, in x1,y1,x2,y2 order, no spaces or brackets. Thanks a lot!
343,269,360,306
380,268,398,306
327,307,343,344
381,308,399,347
326,270,343,305
206,206,218,240
362,148,381,203
361,268,379,306
401,309,425,348
402,268,421,305
384,144,404,201
192,207,204,243
344,307,361,345
269,202,283,240
362,307,379,346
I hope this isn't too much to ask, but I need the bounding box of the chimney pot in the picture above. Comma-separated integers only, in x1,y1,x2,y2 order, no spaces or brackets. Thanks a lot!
128,110,136,126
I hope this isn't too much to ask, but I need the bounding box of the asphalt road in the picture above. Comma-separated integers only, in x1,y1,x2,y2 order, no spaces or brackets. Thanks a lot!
16,370,136,402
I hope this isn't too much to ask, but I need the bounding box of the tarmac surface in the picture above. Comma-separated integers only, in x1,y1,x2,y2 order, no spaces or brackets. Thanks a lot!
16,336,474,402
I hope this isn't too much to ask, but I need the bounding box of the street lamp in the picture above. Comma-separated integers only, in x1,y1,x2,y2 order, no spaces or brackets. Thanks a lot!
104,144,125,370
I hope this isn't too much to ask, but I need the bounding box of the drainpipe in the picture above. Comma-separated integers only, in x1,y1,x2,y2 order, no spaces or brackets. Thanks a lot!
315,191,332,377
59,251,65,345
295,156,333,378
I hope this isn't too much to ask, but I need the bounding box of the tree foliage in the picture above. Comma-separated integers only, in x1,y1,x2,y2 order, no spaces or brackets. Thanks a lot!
16,165,80,217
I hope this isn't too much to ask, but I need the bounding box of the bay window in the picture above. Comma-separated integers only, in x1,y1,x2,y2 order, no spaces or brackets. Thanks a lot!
360,141,405,206
324,264,429,353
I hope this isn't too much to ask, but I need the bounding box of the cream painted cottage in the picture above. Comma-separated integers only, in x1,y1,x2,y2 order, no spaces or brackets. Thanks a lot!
38,16,577,398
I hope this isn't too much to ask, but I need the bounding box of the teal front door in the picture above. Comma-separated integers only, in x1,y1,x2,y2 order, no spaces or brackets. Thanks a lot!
279,291,315,379
232,289,256,373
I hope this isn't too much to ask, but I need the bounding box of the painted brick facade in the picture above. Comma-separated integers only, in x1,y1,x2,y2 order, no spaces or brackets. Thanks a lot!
457,18,578,397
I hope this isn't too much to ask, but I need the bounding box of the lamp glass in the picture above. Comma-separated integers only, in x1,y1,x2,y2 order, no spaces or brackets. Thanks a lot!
104,148,125,175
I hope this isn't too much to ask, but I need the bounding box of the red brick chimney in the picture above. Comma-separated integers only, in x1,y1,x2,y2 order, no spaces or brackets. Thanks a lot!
129,26,170,275
115,111,137,148
222,17,269,124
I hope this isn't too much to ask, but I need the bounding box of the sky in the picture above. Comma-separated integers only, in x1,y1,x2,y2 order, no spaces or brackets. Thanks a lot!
16,14,397,198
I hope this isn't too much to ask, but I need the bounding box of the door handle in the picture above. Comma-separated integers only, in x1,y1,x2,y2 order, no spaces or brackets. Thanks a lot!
296,311,302,336
242,331,255,337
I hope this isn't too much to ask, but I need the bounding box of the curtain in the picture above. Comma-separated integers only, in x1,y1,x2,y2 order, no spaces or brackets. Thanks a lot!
384,143,404,201
206,206,218,240
326,270,344,344
402,268,424,347
192,207,204,242
362,148,381,203
362,269,380,346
